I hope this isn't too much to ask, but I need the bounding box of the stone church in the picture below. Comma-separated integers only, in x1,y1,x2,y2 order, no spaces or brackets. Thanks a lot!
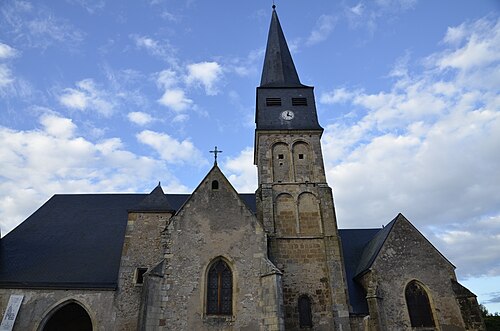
0,7,485,331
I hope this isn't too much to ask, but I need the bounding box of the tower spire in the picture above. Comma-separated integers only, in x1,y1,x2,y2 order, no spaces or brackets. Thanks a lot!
260,7,303,87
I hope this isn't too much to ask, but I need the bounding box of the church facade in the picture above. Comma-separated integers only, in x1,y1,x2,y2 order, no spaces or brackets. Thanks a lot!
0,8,484,331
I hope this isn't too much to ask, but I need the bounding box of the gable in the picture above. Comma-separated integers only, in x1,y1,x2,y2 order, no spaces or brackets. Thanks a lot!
371,214,455,273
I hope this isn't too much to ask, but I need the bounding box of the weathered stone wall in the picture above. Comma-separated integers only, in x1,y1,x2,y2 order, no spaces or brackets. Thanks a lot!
366,218,468,331
256,132,351,331
113,211,171,330
0,288,115,331
160,166,278,330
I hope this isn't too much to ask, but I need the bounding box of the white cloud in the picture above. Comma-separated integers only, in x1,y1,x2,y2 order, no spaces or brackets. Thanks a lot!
306,15,337,46
137,130,207,166
40,113,77,138
132,35,175,63
157,69,178,89
0,43,18,59
0,115,188,235
185,61,223,95
223,147,257,193
158,88,193,112
59,79,115,116
320,17,500,278
127,112,154,126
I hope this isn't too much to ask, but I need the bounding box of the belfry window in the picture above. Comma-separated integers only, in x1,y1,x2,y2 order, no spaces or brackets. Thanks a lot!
266,97,282,106
207,259,232,315
292,97,307,106
298,295,313,328
405,281,435,328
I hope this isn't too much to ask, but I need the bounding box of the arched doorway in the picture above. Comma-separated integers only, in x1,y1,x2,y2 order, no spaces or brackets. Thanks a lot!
42,302,93,331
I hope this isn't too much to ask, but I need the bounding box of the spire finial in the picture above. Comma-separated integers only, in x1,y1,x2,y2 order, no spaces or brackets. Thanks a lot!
209,146,223,165
272,0,276,10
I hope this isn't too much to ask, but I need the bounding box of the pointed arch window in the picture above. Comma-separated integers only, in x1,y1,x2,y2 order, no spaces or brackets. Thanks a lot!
298,295,313,328
405,281,435,328
207,259,232,315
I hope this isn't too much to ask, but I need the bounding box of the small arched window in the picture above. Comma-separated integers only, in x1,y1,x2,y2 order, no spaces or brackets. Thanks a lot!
298,295,313,328
211,180,219,190
405,281,435,328
207,259,232,315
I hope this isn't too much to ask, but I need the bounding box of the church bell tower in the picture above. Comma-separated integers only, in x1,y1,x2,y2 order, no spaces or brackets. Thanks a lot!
255,7,352,330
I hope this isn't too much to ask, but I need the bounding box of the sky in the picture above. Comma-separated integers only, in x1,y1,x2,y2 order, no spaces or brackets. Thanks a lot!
1,0,499,313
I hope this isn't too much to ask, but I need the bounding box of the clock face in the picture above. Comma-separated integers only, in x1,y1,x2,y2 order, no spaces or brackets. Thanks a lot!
281,110,295,120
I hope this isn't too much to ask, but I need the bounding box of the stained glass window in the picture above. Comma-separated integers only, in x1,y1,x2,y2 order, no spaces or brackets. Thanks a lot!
405,281,435,327
207,259,232,315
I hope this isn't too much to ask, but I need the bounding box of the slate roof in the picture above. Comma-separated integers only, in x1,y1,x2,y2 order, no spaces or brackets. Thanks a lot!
0,189,385,315
0,192,256,290
130,183,174,212
338,228,381,314
260,8,305,88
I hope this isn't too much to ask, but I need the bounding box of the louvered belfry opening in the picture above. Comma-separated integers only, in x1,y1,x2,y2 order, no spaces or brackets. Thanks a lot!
266,97,282,106
207,259,232,315
292,97,307,106
405,281,435,328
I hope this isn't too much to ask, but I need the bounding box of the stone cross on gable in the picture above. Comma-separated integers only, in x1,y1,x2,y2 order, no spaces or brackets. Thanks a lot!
209,146,223,164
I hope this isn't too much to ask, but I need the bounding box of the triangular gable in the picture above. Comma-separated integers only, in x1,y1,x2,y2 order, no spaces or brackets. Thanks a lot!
355,213,455,278
172,164,257,222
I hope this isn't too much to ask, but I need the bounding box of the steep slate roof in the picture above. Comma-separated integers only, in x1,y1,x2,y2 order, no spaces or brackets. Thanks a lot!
354,215,399,277
0,192,256,289
338,228,381,314
260,7,305,88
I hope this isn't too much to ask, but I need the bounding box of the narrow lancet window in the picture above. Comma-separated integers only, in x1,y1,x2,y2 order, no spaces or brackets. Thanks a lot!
207,259,232,315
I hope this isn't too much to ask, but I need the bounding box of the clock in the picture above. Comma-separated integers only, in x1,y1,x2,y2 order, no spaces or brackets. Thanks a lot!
281,110,295,120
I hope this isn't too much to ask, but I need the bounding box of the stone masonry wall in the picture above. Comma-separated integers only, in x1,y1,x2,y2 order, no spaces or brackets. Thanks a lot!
161,167,277,330
0,288,115,331
368,218,468,331
113,211,171,330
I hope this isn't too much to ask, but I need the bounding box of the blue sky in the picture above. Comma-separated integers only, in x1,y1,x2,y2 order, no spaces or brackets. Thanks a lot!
1,0,499,313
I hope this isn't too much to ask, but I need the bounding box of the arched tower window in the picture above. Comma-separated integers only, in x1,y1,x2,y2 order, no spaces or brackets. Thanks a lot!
207,259,232,315
298,295,313,328
272,142,290,182
405,281,435,328
42,301,92,331
293,142,312,182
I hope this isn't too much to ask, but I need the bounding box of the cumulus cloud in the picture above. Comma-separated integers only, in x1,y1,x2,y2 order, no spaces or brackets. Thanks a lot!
319,16,500,278
223,147,257,193
185,61,223,95
137,130,207,166
127,112,154,126
158,88,193,112
59,79,116,116
306,15,337,46
0,114,188,235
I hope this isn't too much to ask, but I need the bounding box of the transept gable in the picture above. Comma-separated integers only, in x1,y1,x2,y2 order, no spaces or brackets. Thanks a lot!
170,164,262,232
